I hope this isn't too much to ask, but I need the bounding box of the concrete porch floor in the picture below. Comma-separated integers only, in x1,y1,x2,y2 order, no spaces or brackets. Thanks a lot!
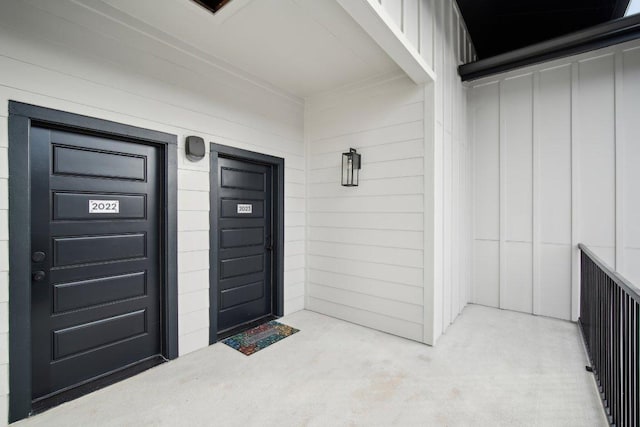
15,305,607,427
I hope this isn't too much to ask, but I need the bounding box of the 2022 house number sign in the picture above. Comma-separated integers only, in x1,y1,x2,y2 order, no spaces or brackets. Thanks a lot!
89,200,120,214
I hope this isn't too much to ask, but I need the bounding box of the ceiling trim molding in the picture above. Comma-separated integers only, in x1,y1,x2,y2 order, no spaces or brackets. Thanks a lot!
459,13,640,81
336,0,436,84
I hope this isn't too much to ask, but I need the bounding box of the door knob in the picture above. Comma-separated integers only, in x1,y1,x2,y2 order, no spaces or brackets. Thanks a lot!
32,271,46,282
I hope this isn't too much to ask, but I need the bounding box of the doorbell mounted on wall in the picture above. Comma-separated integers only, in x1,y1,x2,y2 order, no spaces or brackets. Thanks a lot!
185,135,205,162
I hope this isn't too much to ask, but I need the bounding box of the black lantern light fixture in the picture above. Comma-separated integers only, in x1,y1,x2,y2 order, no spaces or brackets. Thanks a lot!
341,148,361,187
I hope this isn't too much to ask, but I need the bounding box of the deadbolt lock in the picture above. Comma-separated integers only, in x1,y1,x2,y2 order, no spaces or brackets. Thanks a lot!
32,251,46,262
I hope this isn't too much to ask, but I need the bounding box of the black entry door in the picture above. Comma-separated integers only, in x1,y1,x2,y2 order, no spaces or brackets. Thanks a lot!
215,156,273,334
30,127,162,402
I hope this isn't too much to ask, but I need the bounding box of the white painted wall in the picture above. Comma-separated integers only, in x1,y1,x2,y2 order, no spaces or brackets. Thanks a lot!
0,1,305,422
306,74,427,342
468,39,640,321
306,0,472,344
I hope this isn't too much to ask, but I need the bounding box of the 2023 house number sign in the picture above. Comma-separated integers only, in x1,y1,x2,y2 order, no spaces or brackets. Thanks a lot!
237,204,252,214
89,200,120,213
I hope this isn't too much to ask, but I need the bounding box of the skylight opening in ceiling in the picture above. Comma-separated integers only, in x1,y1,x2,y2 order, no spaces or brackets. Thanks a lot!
193,0,233,14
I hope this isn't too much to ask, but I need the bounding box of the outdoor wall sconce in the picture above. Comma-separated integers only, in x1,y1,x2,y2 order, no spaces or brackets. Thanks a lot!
185,135,205,162
341,148,361,187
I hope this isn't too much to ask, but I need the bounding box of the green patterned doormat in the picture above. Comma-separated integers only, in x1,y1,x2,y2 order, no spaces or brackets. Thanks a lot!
222,321,299,356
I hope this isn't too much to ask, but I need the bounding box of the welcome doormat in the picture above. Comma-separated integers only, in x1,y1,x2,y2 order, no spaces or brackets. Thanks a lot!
222,321,300,356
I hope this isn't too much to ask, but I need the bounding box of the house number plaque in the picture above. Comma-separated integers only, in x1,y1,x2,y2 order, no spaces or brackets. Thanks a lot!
237,204,253,214
89,200,120,213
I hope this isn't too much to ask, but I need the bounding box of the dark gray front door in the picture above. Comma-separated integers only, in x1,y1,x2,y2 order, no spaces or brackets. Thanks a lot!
216,156,273,334
30,127,162,402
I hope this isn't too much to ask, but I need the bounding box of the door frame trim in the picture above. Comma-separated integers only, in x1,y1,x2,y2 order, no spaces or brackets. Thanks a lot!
7,101,179,422
209,143,285,344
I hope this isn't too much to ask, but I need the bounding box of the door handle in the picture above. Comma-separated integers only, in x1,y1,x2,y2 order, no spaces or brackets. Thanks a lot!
265,236,273,251
32,270,46,282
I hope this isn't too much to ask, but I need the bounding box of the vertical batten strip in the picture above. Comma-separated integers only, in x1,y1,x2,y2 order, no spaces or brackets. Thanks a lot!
417,0,422,55
431,0,436,68
532,71,541,315
423,82,436,344
470,90,477,304
448,10,456,322
468,97,473,304
463,30,468,64
448,0,454,321
434,0,444,338
499,80,507,309
571,62,581,321
303,100,311,311
614,52,624,274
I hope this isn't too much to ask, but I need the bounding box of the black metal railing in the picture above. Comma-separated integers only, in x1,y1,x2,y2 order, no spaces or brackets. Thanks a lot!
578,244,639,427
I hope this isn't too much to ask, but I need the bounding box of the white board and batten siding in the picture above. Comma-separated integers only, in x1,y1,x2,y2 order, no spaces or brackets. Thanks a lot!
306,0,473,345
429,0,472,341
0,1,306,420
469,39,640,321
378,0,477,68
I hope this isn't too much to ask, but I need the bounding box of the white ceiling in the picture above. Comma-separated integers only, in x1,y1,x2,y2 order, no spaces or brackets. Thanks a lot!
85,0,400,98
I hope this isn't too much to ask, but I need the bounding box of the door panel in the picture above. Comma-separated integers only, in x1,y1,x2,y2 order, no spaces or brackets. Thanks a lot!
52,271,147,313
216,157,273,333
220,254,264,279
53,192,146,220
52,233,146,267
30,127,162,401
220,227,264,248
220,167,264,190
53,310,147,360
53,145,146,180
220,281,264,309
220,199,264,217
